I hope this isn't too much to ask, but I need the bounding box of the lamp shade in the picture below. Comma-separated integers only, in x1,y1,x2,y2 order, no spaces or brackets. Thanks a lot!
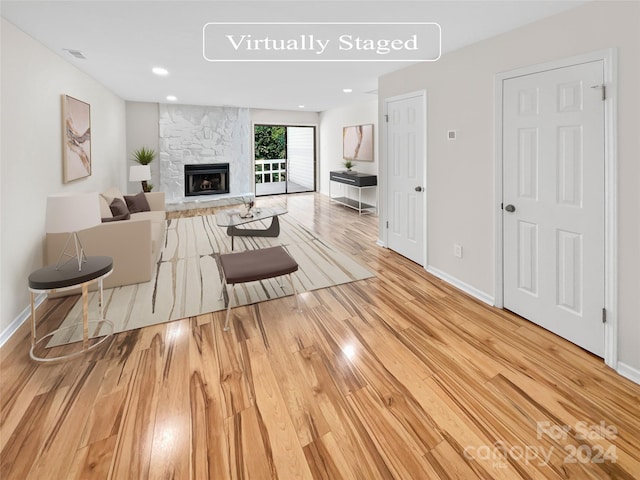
45,192,101,233
129,164,151,182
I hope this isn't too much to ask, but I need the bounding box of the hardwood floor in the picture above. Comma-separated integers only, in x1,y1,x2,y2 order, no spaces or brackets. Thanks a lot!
2,192,639,479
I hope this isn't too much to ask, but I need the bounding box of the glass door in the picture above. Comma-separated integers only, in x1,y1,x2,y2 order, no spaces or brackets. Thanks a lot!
255,125,315,196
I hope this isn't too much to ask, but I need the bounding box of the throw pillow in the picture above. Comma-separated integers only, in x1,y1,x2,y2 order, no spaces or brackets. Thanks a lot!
108,197,131,220
124,191,151,214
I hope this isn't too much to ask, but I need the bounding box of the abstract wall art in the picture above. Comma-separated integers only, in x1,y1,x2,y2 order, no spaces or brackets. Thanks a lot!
62,94,91,182
343,123,374,162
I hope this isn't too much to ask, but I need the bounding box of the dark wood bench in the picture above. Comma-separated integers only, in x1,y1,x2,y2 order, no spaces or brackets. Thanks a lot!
219,246,300,331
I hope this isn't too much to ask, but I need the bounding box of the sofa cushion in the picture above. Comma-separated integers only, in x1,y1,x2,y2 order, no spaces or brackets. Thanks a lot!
130,211,166,259
130,210,165,223
102,212,130,222
124,191,151,214
99,194,113,219
102,186,126,205
109,198,131,220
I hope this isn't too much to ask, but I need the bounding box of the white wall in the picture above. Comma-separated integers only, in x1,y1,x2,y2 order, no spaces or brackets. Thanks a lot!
0,19,126,339
125,102,159,195
378,1,640,374
251,109,319,127
319,99,378,205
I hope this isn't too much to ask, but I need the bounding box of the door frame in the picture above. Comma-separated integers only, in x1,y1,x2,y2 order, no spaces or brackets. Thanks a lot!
493,49,618,368
382,90,428,266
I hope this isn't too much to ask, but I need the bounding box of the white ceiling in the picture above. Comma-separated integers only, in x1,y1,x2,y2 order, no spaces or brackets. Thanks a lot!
1,1,586,112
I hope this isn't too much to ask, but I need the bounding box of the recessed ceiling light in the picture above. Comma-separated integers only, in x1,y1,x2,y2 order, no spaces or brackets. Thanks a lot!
343,88,353,93
298,105,305,108
152,67,169,76
166,95,177,101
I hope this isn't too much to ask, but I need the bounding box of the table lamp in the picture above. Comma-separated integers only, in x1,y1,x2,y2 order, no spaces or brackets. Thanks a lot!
46,192,101,271
130,164,151,192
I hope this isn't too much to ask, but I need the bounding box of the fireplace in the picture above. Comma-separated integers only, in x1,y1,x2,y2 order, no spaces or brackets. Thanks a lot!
184,163,229,196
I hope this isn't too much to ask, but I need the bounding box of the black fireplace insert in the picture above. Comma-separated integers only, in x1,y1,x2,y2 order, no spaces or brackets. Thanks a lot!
184,163,229,196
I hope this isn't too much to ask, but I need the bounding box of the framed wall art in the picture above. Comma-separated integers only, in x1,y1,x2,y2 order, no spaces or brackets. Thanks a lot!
62,94,91,183
343,123,374,162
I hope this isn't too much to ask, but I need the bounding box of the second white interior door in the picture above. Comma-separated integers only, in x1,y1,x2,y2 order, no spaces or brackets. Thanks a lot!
386,93,426,265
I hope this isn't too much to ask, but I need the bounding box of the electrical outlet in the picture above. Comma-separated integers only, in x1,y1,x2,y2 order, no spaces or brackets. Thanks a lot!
454,244,463,258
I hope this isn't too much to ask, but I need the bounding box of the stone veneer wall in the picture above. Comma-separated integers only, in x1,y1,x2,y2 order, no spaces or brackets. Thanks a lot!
158,104,251,202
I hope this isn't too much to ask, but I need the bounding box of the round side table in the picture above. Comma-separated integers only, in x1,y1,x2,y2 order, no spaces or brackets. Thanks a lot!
28,256,114,363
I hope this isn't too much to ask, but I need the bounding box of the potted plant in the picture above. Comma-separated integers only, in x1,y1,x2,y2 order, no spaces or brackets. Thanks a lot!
131,146,156,192
344,159,354,172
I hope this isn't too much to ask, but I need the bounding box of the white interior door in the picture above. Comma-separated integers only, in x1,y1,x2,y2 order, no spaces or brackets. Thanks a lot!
503,61,605,356
386,93,426,265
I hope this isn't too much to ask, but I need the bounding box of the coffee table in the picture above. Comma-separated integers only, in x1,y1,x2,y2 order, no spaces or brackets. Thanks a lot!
215,205,287,250
28,256,114,362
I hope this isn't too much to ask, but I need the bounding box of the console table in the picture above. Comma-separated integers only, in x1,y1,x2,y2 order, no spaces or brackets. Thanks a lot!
28,256,114,362
329,171,378,215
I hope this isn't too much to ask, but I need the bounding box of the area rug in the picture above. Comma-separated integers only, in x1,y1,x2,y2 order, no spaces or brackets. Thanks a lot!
48,212,374,346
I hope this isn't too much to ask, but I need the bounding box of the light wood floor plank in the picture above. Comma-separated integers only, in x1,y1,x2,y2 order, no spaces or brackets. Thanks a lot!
256,310,332,447
147,319,192,480
188,317,232,480
108,336,162,479
27,359,109,480
226,406,276,480
347,385,440,478
66,435,117,480
424,439,483,480
245,336,314,480
292,345,396,479
303,432,351,480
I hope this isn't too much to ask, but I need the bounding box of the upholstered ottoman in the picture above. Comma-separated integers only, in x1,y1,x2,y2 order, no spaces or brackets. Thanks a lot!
219,246,300,330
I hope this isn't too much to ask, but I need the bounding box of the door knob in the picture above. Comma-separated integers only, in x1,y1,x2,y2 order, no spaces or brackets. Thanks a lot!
505,204,516,213
415,186,423,192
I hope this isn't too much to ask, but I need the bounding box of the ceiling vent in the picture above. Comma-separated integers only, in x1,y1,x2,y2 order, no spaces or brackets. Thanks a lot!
64,49,86,59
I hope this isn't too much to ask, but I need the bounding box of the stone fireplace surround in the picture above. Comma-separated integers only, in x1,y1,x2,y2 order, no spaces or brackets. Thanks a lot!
158,104,253,210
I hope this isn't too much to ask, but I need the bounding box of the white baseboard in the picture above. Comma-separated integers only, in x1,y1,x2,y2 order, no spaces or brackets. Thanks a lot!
426,266,495,306
376,239,386,248
616,362,640,385
0,293,45,348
